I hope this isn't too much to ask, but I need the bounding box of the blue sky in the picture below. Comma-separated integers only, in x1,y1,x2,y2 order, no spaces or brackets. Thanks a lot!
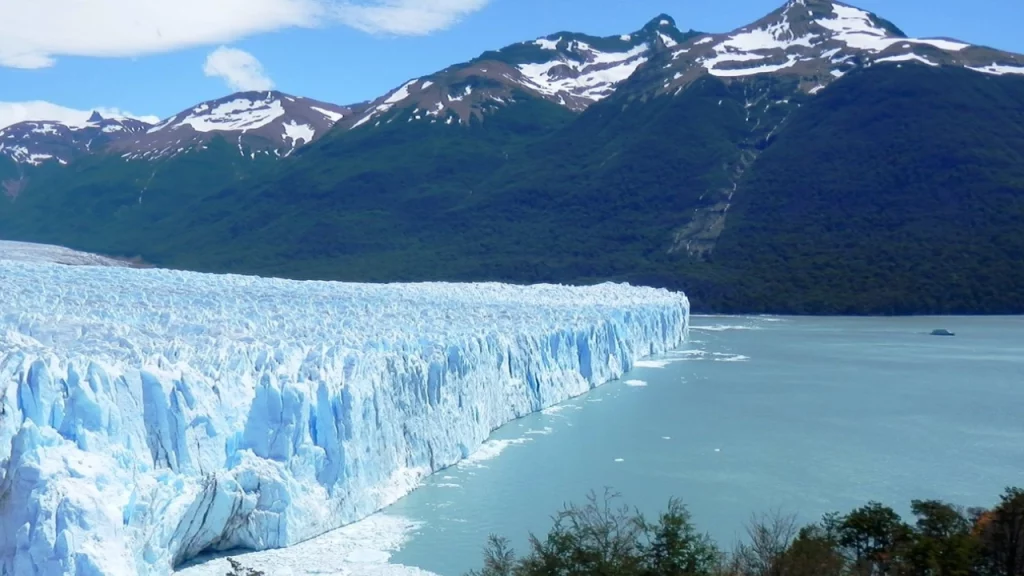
1,0,1021,124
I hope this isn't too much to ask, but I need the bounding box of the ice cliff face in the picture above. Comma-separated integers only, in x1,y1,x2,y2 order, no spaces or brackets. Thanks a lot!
0,261,689,576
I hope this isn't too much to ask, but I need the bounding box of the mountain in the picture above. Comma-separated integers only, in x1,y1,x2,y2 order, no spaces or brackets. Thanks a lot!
115,91,355,160
1,0,1023,315
0,91,354,166
0,113,151,166
654,0,1023,96
334,15,698,130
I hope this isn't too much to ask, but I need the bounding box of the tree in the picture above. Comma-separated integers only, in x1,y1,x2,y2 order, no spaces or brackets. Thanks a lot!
640,498,721,576
976,488,1024,576
516,489,647,576
905,500,977,576
779,523,847,576
729,511,799,576
468,535,518,576
836,502,912,575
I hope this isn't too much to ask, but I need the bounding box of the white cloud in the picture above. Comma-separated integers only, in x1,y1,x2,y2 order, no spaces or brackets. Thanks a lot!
333,0,490,35
204,47,275,92
0,101,161,131
0,0,490,69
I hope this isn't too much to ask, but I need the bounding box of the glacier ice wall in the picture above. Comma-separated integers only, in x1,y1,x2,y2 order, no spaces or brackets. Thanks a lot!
0,261,689,576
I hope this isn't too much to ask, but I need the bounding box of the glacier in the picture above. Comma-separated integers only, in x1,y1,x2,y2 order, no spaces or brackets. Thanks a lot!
0,260,689,576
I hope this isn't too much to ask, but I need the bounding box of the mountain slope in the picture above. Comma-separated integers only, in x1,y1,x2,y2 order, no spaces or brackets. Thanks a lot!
117,91,355,160
0,136,278,258
2,1,1024,314
655,0,1024,97
334,15,700,130
712,64,1024,313
0,113,151,166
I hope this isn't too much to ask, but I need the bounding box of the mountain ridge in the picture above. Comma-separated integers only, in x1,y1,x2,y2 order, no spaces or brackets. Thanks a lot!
4,1,1021,168
2,0,1024,315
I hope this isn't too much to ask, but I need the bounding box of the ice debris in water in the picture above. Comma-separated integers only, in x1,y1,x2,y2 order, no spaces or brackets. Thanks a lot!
0,260,689,576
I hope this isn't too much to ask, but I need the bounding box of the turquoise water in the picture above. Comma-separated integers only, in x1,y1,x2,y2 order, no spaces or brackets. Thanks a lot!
386,316,1024,576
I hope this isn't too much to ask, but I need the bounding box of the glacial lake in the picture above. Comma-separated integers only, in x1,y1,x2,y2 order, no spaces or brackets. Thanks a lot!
180,315,1024,576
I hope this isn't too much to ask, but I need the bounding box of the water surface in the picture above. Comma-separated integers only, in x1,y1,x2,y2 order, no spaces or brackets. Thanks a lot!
388,315,1024,575
181,316,1024,576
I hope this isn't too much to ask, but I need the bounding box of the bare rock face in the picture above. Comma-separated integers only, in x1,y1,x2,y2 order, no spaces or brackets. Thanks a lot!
0,93,355,165
654,0,1024,96
335,15,698,130
110,92,357,160
0,114,150,166
4,0,1023,166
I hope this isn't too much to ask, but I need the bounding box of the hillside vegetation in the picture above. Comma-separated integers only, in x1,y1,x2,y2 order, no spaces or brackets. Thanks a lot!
2,65,1023,314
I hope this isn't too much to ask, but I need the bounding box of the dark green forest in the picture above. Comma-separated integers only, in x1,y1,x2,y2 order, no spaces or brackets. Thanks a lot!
2,64,1023,315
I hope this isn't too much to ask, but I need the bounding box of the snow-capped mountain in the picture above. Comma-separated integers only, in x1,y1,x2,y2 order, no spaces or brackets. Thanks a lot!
111,91,356,160
654,0,1024,96
4,0,1024,165
0,112,151,166
336,15,697,130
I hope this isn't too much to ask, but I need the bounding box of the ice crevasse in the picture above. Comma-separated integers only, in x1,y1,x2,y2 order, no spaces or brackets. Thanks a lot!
0,260,689,575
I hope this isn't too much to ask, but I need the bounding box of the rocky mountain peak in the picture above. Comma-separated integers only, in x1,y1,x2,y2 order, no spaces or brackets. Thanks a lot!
651,0,1024,97
0,115,152,166
336,14,702,131
640,14,677,33
109,91,356,160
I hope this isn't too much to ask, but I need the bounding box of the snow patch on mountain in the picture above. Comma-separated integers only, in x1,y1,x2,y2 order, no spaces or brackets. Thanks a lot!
816,4,968,52
708,55,800,77
720,19,815,52
662,1,1019,88
311,106,344,123
0,262,689,576
875,53,939,67
385,80,420,106
658,33,678,48
161,97,286,133
967,63,1024,75
516,43,649,103
282,121,315,153
535,37,561,50
0,145,53,165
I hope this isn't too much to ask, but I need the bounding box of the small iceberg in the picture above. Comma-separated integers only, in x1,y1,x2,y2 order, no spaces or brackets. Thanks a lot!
929,329,955,337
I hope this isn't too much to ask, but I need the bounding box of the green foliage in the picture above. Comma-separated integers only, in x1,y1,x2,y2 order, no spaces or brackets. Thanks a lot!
468,490,720,576
716,65,1024,314
471,488,1024,576
2,65,1023,315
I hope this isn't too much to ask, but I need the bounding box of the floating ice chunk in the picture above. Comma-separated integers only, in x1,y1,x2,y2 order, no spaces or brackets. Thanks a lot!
634,359,680,368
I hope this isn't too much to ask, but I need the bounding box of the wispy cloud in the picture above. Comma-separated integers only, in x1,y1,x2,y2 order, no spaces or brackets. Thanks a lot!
204,47,275,92
333,0,490,35
0,0,490,69
0,101,160,131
